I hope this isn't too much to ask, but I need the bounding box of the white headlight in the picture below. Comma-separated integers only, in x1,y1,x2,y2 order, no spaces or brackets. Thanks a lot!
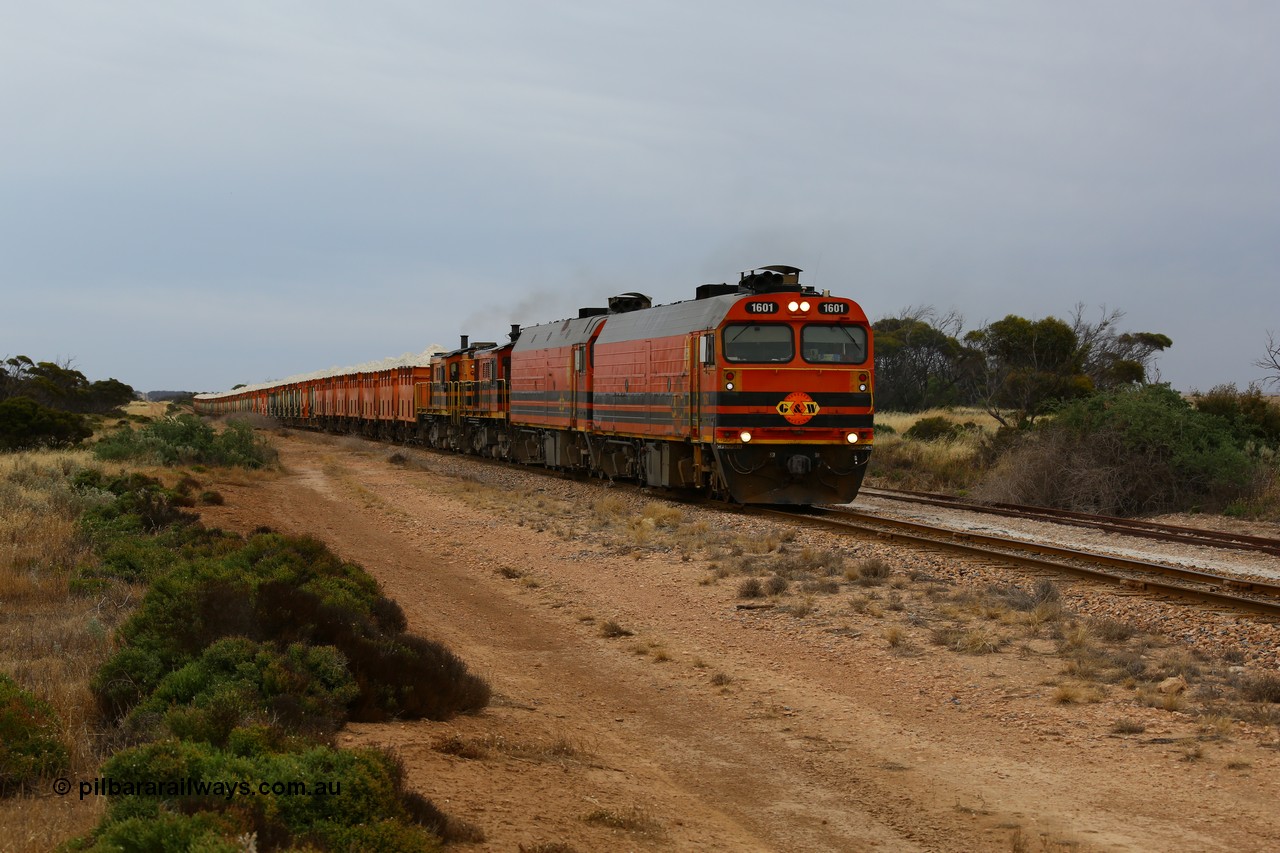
740,431,752,442
787,301,799,311
846,433,859,443
799,301,811,311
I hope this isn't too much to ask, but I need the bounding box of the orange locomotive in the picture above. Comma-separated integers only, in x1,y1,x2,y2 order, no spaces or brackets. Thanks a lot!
195,265,874,505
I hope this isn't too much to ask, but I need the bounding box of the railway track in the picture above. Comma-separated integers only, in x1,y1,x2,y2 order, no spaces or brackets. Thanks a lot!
756,504,1280,619
286,426,1280,616
858,486,1280,558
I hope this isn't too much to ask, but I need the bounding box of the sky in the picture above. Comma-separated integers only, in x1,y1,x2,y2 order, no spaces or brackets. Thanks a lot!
2,1,1278,394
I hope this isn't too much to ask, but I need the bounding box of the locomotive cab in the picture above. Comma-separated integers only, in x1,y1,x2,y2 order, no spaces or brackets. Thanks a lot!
705,266,874,504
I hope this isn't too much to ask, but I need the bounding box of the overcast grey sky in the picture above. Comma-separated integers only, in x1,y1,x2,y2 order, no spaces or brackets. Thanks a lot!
2,1,1277,393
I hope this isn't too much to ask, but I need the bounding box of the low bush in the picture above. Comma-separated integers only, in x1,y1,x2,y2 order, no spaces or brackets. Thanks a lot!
124,638,359,746
92,415,276,468
978,384,1257,515
75,740,444,852
1193,384,1280,445
75,470,196,537
904,416,961,442
0,672,71,795
94,532,488,723
1239,672,1280,703
848,557,892,586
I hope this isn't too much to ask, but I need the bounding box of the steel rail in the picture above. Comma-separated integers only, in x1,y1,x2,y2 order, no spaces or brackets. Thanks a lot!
857,487,1280,557
755,505,1280,619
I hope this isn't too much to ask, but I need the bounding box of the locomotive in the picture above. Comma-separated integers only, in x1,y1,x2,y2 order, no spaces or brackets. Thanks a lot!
194,265,875,504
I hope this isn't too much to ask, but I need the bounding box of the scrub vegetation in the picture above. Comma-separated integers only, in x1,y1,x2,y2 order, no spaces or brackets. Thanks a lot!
0,356,135,451
870,386,1280,520
92,414,277,469
869,306,1280,519
0,426,486,851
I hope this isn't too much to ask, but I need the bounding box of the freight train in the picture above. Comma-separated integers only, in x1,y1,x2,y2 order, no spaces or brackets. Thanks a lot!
194,265,874,504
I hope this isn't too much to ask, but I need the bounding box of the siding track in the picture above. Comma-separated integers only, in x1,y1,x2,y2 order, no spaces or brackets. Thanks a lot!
859,487,1280,557
756,504,1280,618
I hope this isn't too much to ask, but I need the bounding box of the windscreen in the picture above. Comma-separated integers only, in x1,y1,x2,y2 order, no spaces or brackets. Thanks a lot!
801,325,868,364
722,324,794,363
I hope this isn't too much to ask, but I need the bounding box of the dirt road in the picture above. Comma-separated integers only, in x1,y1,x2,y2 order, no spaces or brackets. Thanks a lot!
197,431,1280,852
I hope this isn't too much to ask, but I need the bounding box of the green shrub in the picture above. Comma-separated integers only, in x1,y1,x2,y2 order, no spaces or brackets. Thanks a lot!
1194,384,1280,445
0,396,93,451
76,741,443,852
125,638,359,746
92,415,276,468
75,470,195,536
981,384,1256,515
0,673,71,795
95,533,488,723
904,415,959,442
71,811,248,853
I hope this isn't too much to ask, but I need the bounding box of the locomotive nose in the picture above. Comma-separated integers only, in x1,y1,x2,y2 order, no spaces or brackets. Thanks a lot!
785,453,812,476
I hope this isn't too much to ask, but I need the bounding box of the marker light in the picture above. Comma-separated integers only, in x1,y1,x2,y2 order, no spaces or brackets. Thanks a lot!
859,383,868,392
740,431,753,443
725,382,735,390
846,432,860,443
788,301,799,311
799,301,811,311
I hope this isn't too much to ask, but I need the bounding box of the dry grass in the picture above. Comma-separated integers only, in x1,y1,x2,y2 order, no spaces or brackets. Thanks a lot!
434,732,585,763
1110,718,1146,735
931,624,1007,655
846,557,892,586
0,449,141,852
1051,682,1103,705
599,620,634,638
1238,671,1280,703
873,408,997,436
865,410,991,490
581,806,663,837
1136,686,1188,713
783,596,817,618
0,451,104,601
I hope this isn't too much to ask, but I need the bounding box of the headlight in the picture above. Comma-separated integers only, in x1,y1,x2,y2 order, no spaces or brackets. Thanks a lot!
787,301,799,311
846,432,859,443
799,301,811,311
740,431,753,443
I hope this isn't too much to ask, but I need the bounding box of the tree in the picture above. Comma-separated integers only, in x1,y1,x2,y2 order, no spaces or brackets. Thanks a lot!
0,396,93,451
1070,305,1171,390
1257,331,1280,389
963,315,1092,428
1,356,35,400
83,378,136,413
872,308,965,412
0,355,134,414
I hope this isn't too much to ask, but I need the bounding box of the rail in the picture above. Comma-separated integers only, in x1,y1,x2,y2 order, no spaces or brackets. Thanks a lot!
754,505,1280,618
